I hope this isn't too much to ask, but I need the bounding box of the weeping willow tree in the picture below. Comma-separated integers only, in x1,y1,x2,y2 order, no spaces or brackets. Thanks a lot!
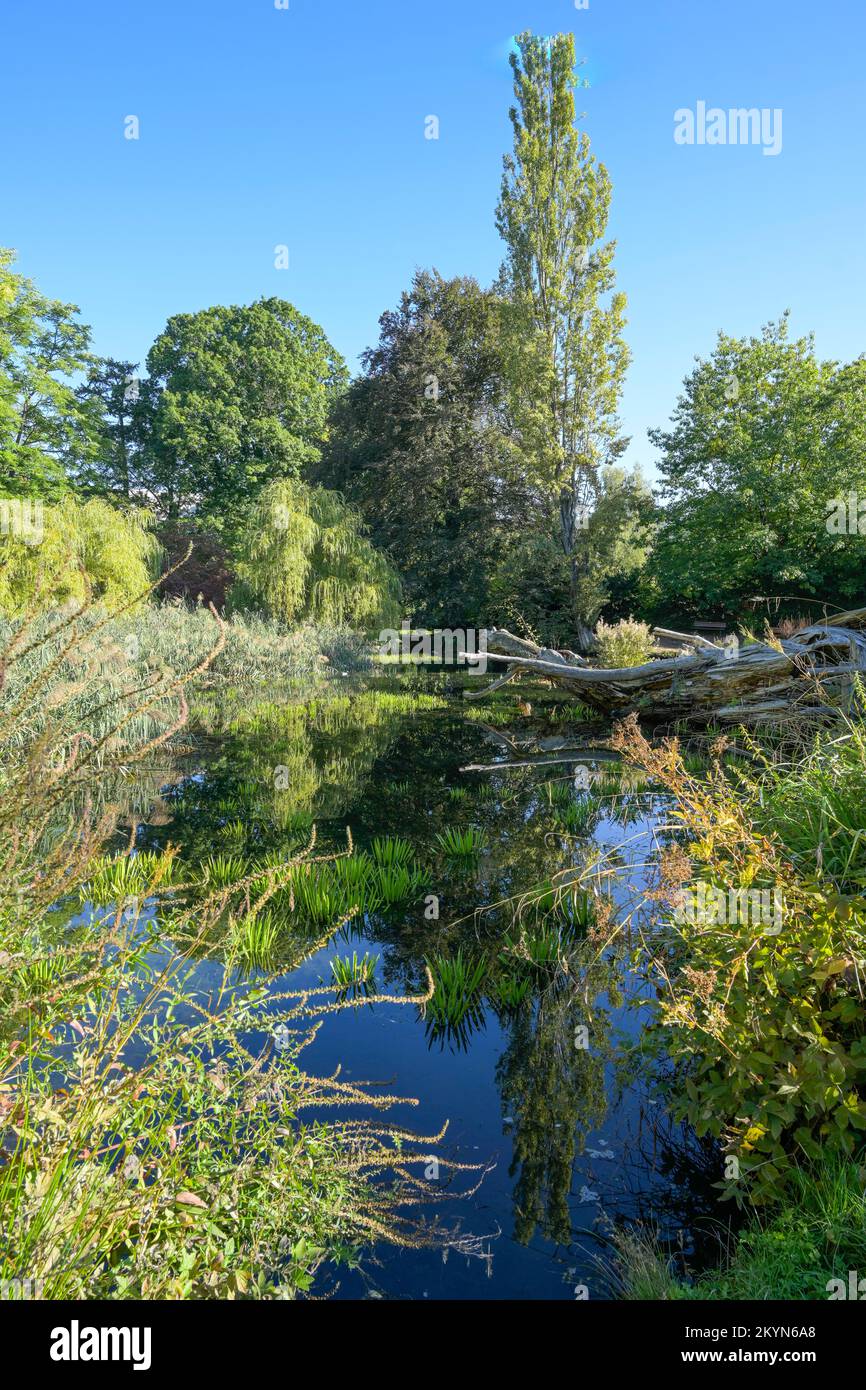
0,496,161,615
232,479,401,632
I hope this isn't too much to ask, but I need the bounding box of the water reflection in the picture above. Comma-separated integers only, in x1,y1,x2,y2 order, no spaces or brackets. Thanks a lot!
128,670,722,1298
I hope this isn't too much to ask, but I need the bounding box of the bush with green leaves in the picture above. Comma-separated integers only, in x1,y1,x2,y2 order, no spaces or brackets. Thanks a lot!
614,714,866,1207
594,616,653,668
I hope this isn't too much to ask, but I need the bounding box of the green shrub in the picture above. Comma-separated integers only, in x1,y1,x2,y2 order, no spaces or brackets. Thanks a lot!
615,713,866,1206
488,531,574,648
594,616,654,668
748,720,866,892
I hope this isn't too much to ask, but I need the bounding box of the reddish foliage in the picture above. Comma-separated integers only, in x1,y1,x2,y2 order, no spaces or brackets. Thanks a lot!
156,524,234,611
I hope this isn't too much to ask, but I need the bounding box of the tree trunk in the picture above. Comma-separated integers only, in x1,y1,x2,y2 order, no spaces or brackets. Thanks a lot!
470,613,866,726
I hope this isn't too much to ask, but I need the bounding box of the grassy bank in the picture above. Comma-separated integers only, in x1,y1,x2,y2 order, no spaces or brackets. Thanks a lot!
615,1157,866,1300
612,711,866,1298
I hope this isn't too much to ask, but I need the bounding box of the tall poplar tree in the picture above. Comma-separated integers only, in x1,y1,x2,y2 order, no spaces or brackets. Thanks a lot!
496,31,631,640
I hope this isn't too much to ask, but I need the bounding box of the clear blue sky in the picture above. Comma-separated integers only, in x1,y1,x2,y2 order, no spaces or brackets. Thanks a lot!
3,0,865,476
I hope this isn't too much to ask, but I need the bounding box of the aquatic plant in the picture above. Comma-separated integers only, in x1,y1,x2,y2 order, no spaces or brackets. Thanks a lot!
462,704,524,727
233,908,281,967
196,853,250,890
516,878,597,935
267,842,430,928
520,922,563,968
544,779,575,808
552,796,598,836
681,750,710,777
425,948,488,1031
81,851,179,907
595,768,624,798
435,825,488,858
371,835,415,870
284,860,360,926
371,861,431,907
488,973,533,1009
542,699,596,725
330,951,379,990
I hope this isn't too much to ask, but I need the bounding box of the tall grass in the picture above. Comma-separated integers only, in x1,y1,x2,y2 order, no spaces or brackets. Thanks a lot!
0,604,371,748
744,718,866,891
613,1156,866,1300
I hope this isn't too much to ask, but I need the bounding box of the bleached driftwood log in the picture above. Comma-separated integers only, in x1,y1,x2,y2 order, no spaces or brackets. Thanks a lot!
466,610,866,725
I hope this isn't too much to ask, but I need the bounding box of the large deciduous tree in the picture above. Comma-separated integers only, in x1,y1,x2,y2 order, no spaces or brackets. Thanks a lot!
496,32,631,642
0,247,94,499
0,495,159,615
316,270,536,627
490,464,651,646
73,356,144,502
232,477,401,633
140,298,348,531
647,315,866,625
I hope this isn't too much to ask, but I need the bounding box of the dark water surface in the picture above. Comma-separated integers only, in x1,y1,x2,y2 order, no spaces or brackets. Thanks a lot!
140,671,721,1300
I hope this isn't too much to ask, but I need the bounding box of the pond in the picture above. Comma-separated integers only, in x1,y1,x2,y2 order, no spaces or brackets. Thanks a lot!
131,668,725,1300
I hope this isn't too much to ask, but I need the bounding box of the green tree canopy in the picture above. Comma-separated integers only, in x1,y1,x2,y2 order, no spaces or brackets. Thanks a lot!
141,298,348,530
72,356,145,502
496,32,631,639
0,495,160,615
489,465,651,645
647,315,866,624
232,478,401,633
317,270,535,628
0,247,94,499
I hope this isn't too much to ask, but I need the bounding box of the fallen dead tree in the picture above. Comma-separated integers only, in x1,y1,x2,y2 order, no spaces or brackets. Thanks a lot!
466,610,866,725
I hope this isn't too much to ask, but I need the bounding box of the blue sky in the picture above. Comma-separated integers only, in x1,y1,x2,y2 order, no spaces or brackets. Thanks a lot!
3,0,865,476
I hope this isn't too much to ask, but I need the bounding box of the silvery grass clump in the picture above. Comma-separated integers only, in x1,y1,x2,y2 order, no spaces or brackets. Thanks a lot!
0,602,371,762
120,601,372,683
0,606,478,1300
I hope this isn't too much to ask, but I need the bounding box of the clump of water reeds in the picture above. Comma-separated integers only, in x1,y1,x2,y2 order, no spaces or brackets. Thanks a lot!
425,948,487,1034
81,849,180,906
487,972,533,1009
516,877,598,936
331,950,379,992
553,796,598,836
271,841,429,928
435,825,487,859
371,835,414,869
